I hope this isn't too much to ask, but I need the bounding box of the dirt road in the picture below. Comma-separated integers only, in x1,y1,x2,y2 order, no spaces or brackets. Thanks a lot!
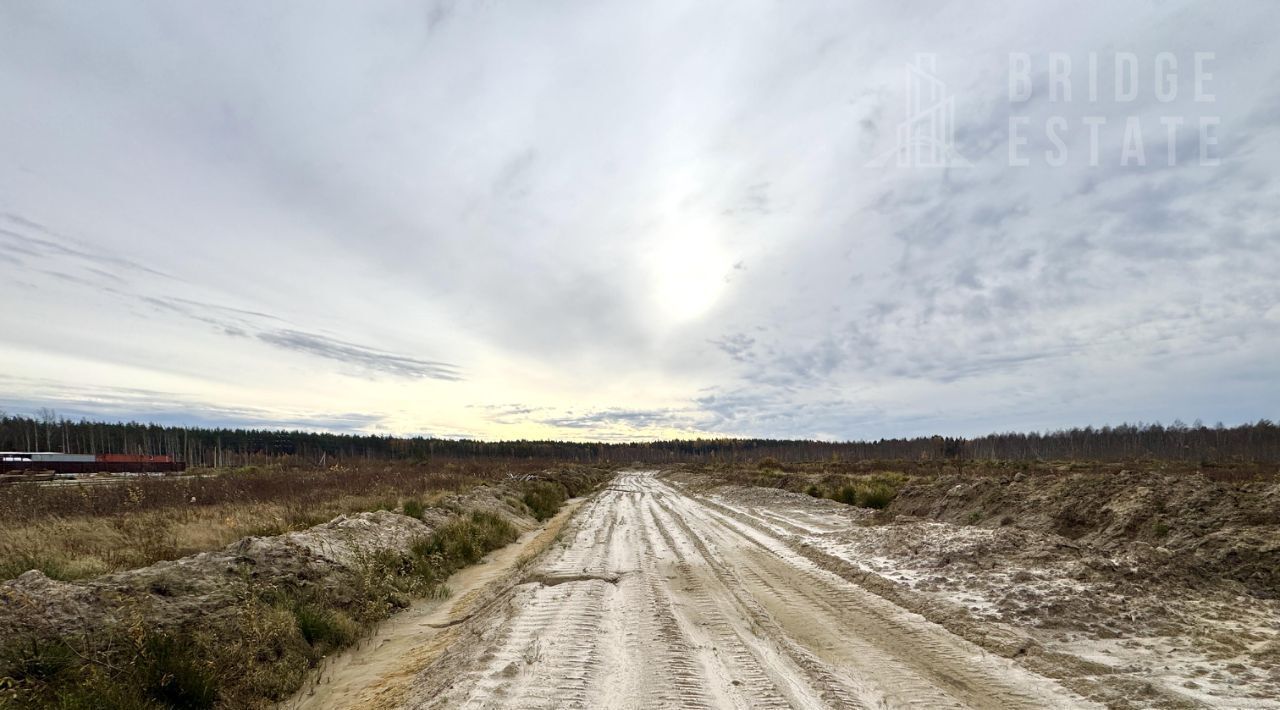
405,471,1095,709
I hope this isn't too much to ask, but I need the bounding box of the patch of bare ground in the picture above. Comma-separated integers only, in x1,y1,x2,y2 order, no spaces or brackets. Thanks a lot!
399,471,1093,709
672,465,1279,709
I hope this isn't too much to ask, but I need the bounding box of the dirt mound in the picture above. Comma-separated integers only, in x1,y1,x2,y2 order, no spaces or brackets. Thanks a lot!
0,484,538,642
0,510,436,641
887,470,1280,596
694,478,1280,708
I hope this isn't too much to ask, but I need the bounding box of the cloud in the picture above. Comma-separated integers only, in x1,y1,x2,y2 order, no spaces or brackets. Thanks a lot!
1,1,1278,440
256,330,462,381
0,375,388,432
709,333,756,363
537,408,692,431
0,213,172,279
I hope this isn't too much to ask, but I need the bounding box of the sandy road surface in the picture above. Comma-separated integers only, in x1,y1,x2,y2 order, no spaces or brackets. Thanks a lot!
406,471,1096,709
283,500,585,709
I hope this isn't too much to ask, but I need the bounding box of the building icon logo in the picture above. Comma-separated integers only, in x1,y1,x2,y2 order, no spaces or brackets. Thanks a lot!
868,54,971,168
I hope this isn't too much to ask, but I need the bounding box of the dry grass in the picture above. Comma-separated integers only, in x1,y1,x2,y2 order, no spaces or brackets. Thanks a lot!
0,511,527,710
0,461,526,582
0,491,446,581
0,466,615,709
691,457,1277,502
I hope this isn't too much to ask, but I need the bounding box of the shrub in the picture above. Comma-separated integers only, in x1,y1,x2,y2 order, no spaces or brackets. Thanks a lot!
186,601,313,706
824,480,898,509
0,632,220,710
856,483,896,509
834,485,858,506
805,484,824,498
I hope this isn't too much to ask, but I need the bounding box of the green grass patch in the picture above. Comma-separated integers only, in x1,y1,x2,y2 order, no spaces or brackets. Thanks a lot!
290,604,359,653
0,632,216,710
412,511,519,570
521,481,567,521
137,633,219,709
402,498,426,520
857,482,896,509
826,479,900,509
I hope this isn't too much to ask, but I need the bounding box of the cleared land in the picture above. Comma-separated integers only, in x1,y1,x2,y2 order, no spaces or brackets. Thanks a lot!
4,463,1275,708
400,471,1091,708
678,468,1280,708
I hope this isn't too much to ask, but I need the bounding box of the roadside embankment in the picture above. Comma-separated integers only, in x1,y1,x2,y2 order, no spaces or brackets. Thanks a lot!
0,466,611,709
669,464,1280,708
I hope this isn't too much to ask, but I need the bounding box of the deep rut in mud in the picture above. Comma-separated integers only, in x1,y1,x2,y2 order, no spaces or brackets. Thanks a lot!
404,471,1097,709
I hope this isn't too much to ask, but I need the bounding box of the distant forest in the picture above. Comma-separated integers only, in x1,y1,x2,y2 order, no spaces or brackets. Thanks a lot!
1,411,1278,465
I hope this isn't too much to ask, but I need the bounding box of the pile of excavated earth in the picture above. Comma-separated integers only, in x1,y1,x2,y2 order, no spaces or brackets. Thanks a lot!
675,467,1279,708
0,483,537,643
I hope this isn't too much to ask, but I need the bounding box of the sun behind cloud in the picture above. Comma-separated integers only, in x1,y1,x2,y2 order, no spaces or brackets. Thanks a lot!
647,221,734,324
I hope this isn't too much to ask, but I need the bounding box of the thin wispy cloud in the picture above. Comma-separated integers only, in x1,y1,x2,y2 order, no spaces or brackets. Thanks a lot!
256,330,462,381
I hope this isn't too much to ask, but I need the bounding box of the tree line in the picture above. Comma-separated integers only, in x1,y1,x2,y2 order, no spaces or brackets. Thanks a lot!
0,411,1277,465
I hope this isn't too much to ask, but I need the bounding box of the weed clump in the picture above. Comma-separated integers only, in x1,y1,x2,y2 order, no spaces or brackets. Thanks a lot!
835,485,859,506
522,482,567,521
138,633,219,709
825,477,901,509
856,482,896,509
0,632,217,710
402,498,426,520
412,511,519,571
290,604,359,652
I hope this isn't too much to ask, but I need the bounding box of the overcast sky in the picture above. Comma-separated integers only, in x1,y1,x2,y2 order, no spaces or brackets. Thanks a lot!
1,1,1277,441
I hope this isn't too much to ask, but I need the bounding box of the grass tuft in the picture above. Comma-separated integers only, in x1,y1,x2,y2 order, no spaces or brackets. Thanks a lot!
521,482,567,521
856,482,896,509
138,633,219,709
412,511,519,570
402,498,426,520
290,604,359,653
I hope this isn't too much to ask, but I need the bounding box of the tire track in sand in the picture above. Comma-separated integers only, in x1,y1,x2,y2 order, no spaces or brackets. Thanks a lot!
402,471,1097,709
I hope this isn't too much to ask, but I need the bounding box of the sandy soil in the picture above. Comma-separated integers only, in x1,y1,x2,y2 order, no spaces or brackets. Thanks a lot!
279,499,585,710
397,471,1096,709
698,481,1280,709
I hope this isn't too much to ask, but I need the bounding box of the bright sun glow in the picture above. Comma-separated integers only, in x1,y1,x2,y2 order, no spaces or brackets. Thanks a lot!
649,226,732,323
